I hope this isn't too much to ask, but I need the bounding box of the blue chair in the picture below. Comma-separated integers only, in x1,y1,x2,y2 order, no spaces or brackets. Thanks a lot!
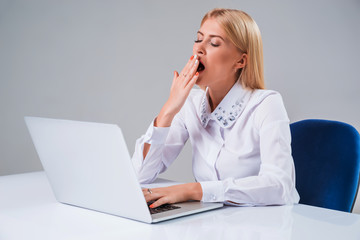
290,119,360,212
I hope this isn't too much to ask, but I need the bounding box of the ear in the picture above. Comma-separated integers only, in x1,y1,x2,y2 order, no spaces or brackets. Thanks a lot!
234,53,247,70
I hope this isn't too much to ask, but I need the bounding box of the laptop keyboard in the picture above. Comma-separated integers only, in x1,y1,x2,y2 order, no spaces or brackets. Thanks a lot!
147,201,181,215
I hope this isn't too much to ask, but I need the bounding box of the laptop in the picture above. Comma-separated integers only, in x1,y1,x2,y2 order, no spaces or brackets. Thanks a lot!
25,116,223,223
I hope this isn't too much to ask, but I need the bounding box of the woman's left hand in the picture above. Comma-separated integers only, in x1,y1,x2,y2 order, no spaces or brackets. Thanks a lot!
142,183,203,208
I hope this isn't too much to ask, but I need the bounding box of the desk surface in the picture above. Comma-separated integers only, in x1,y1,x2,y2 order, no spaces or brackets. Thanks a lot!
1,172,360,240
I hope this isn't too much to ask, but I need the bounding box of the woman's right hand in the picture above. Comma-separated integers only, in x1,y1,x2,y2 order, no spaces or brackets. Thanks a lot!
143,55,199,159
155,55,200,127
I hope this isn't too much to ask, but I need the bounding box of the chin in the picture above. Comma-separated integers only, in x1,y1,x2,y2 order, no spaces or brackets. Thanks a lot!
196,72,210,86
195,77,204,85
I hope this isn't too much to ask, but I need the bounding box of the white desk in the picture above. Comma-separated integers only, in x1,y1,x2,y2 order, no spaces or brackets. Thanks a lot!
1,172,360,240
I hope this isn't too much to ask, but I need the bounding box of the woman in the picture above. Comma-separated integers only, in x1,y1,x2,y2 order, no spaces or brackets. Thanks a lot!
132,8,300,208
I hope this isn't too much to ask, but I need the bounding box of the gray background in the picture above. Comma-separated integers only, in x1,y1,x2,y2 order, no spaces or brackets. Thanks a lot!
1,0,359,212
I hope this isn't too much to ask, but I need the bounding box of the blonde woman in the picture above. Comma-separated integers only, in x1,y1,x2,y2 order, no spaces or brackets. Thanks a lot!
132,8,300,208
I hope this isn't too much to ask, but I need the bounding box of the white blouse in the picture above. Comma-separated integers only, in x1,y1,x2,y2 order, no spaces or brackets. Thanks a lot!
131,82,300,206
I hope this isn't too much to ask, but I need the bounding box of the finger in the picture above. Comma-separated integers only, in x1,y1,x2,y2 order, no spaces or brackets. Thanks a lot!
179,55,197,78
170,71,179,91
182,55,196,73
142,188,153,194
182,59,199,87
144,190,162,203
189,58,199,76
173,71,179,83
142,188,149,195
185,72,199,90
149,197,170,208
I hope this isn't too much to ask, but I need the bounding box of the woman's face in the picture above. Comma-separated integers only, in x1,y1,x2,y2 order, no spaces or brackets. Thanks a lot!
193,18,245,89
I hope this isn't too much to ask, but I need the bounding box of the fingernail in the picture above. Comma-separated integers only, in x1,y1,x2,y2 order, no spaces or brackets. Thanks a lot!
195,59,198,64
150,204,155,208
196,72,199,76
194,54,197,60
190,55,194,60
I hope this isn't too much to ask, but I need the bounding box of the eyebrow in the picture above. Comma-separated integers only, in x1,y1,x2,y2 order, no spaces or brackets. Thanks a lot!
197,31,225,41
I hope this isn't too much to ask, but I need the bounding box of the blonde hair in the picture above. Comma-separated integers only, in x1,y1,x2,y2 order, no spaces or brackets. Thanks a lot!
201,8,265,89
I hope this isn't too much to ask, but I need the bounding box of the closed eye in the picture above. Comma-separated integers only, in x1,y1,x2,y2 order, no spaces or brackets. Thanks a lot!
194,40,220,47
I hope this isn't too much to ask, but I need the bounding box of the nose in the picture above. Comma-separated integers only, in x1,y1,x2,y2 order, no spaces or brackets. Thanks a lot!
193,42,205,56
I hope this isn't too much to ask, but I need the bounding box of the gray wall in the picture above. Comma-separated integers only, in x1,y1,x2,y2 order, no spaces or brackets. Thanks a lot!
1,0,359,212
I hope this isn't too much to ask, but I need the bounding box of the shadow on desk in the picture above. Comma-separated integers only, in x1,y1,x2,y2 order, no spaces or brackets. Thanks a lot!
151,205,294,240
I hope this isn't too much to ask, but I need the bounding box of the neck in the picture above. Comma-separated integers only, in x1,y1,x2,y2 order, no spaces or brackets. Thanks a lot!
208,81,237,112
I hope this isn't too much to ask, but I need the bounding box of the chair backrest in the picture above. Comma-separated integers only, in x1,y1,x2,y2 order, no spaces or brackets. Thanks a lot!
290,119,360,212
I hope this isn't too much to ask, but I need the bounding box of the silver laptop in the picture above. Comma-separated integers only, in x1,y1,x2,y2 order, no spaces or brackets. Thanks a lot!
25,116,223,223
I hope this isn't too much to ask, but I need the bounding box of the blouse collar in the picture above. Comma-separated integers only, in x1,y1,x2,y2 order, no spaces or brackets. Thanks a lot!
200,82,252,128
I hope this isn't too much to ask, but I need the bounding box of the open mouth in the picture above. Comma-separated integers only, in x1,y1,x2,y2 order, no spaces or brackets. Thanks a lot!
197,61,205,72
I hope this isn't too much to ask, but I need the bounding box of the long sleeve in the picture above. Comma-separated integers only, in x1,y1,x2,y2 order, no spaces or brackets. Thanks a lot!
199,93,300,206
131,111,189,184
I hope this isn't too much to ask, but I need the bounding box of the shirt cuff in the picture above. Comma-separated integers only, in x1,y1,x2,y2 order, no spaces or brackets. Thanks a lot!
200,180,225,202
143,118,170,145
